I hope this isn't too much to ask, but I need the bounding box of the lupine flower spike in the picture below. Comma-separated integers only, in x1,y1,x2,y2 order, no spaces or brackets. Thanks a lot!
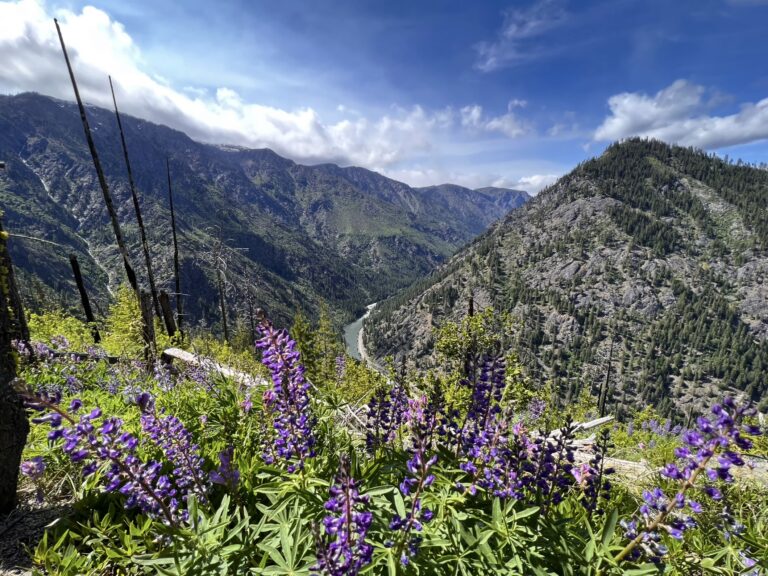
256,317,316,472
616,397,762,563
312,455,373,576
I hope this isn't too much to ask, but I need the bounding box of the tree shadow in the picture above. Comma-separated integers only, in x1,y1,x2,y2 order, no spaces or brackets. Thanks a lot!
0,503,71,573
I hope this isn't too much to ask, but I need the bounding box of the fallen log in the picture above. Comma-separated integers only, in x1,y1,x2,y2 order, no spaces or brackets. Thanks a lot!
160,347,264,388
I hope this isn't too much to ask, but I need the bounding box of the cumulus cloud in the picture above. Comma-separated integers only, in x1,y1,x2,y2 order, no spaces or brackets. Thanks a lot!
0,0,455,169
594,79,768,149
474,0,567,72
508,173,560,193
491,174,560,196
459,102,529,138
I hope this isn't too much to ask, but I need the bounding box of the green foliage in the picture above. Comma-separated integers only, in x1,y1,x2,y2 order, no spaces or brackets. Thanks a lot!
16,309,768,576
28,310,94,350
292,310,319,377
435,306,515,372
100,284,145,357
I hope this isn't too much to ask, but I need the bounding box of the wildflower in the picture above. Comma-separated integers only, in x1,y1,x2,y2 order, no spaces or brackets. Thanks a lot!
21,387,209,525
390,396,437,565
365,382,407,453
20,457,46,481
210,446,240,492
312,456,373,576
256,318,316,472
616,397,761,564
139,400,209,505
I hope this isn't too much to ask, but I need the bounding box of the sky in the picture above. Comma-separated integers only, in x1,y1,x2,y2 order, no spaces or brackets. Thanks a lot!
1,0,768,193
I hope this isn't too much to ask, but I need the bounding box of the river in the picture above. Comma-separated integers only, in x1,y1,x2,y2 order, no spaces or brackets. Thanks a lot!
342,303,376,361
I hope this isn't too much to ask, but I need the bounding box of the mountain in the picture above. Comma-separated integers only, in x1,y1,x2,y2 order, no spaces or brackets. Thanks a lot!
0,92,528,328
366,139,768,415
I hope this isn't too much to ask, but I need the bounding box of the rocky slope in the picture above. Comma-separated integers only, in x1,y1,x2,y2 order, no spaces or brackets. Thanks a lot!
0,92,527,328
366,139,768,415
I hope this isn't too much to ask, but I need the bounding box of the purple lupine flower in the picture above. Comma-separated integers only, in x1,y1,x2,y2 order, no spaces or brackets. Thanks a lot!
210,446,240,491
312,456,373,576
334,355,346,380
20,456,47,502
256,319,316,472
575,428,615,515
528,398,547,423
460,356,507,454
452,357,585,509
21,388,210,526
50,335,70,351
390,395,437,566
365,382,408,454
153,362,174,391
139,400,209,505
20,457,46,480
616,397,762,565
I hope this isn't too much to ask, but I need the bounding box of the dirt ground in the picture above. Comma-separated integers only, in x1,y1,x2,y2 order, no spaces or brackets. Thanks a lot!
0,495,70,576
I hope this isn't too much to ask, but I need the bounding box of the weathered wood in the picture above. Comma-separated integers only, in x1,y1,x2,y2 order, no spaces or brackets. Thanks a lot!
69,254,101,343
214,241,230,343
166,158,183,338
161,347,262,387
139,291,156,363
0,215,29,514
598,336,614,417
54,19,138,294
159,290,177,337
0,219,30,345
247,296,256,344
109,76,162,321
44,349,119,363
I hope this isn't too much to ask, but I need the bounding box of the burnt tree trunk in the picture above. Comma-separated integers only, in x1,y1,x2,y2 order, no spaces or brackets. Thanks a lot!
159,290,177,338
55,20,138,294
140,291,156,364
110,77,162,321
217,267,229,344
0,219,30,514
70,254,101,343
167,159,183,338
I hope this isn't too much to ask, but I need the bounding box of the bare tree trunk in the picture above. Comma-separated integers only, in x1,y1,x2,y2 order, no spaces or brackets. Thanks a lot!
247,294,256,344
70,254,101,343
0,217,29,514
109,76,162,321
217,267,229,344
166,159,183,338
599,337,614,418
55,20,138,293
140,291,156,364
159,290,177,338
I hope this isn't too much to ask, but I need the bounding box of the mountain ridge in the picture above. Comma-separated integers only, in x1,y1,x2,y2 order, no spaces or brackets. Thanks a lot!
365,138,768,415
0,92,528,328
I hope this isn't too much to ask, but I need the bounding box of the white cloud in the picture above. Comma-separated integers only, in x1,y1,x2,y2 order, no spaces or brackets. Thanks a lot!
509,173,560,193
459,103,528,138
594,79,768,149
474,0,567,72
0,0,454,169
385,168,560,194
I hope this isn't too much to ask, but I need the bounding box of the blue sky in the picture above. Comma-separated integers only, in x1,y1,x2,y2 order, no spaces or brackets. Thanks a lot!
1,0,768,191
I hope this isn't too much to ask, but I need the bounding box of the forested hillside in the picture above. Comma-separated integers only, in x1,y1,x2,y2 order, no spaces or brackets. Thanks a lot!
367,139,768,415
